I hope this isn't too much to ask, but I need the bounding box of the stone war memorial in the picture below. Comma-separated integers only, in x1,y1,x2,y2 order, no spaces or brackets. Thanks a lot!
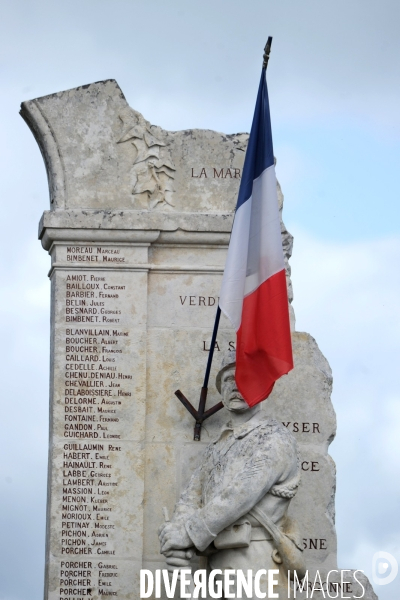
21,77,378,599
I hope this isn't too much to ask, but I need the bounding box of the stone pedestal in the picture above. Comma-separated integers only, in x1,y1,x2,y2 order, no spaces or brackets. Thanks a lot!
21,80,377,600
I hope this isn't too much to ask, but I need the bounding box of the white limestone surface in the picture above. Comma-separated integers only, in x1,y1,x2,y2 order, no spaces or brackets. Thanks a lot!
20,78,377,599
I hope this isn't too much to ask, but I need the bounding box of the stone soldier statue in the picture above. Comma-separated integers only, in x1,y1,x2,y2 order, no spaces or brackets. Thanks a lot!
159,350,306,597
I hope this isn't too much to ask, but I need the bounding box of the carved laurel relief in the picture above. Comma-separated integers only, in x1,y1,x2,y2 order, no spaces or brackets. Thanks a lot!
117,109,176,210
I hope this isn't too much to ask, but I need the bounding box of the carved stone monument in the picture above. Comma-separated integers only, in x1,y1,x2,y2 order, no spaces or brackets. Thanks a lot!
21,79,377,599
159,349,306,598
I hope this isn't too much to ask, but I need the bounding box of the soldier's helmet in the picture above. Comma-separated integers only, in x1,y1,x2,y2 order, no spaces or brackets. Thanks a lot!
215,349,236,394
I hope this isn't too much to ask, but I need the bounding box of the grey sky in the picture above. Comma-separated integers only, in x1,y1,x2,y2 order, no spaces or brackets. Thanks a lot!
1,1,399,598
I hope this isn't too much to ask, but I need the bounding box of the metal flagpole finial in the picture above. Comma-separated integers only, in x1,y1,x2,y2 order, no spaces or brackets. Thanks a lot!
262,37,273,69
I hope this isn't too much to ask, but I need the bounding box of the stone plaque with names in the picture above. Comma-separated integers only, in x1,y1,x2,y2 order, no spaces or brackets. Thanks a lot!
21,80,377,600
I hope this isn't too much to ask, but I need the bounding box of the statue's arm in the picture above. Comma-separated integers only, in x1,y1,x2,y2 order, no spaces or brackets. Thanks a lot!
158,462,205,554
174,463,204,518
185,443,286,551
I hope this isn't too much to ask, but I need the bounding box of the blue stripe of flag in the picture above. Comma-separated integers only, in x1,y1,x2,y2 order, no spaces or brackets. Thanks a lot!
236,69,274,210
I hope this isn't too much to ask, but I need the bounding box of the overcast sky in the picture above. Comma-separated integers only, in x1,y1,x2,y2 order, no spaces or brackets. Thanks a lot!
1,1,400,599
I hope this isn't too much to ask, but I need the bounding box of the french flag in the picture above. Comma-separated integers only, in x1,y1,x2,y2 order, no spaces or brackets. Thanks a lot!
219,68,293,407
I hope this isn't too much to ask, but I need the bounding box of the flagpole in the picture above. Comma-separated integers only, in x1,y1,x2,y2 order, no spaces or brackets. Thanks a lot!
175,38,274,440
263,36,273,69
193,305,222,440
196,37,274,418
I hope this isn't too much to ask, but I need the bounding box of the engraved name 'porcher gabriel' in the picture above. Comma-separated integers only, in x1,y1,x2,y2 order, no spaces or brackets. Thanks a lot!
159,350,306,598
